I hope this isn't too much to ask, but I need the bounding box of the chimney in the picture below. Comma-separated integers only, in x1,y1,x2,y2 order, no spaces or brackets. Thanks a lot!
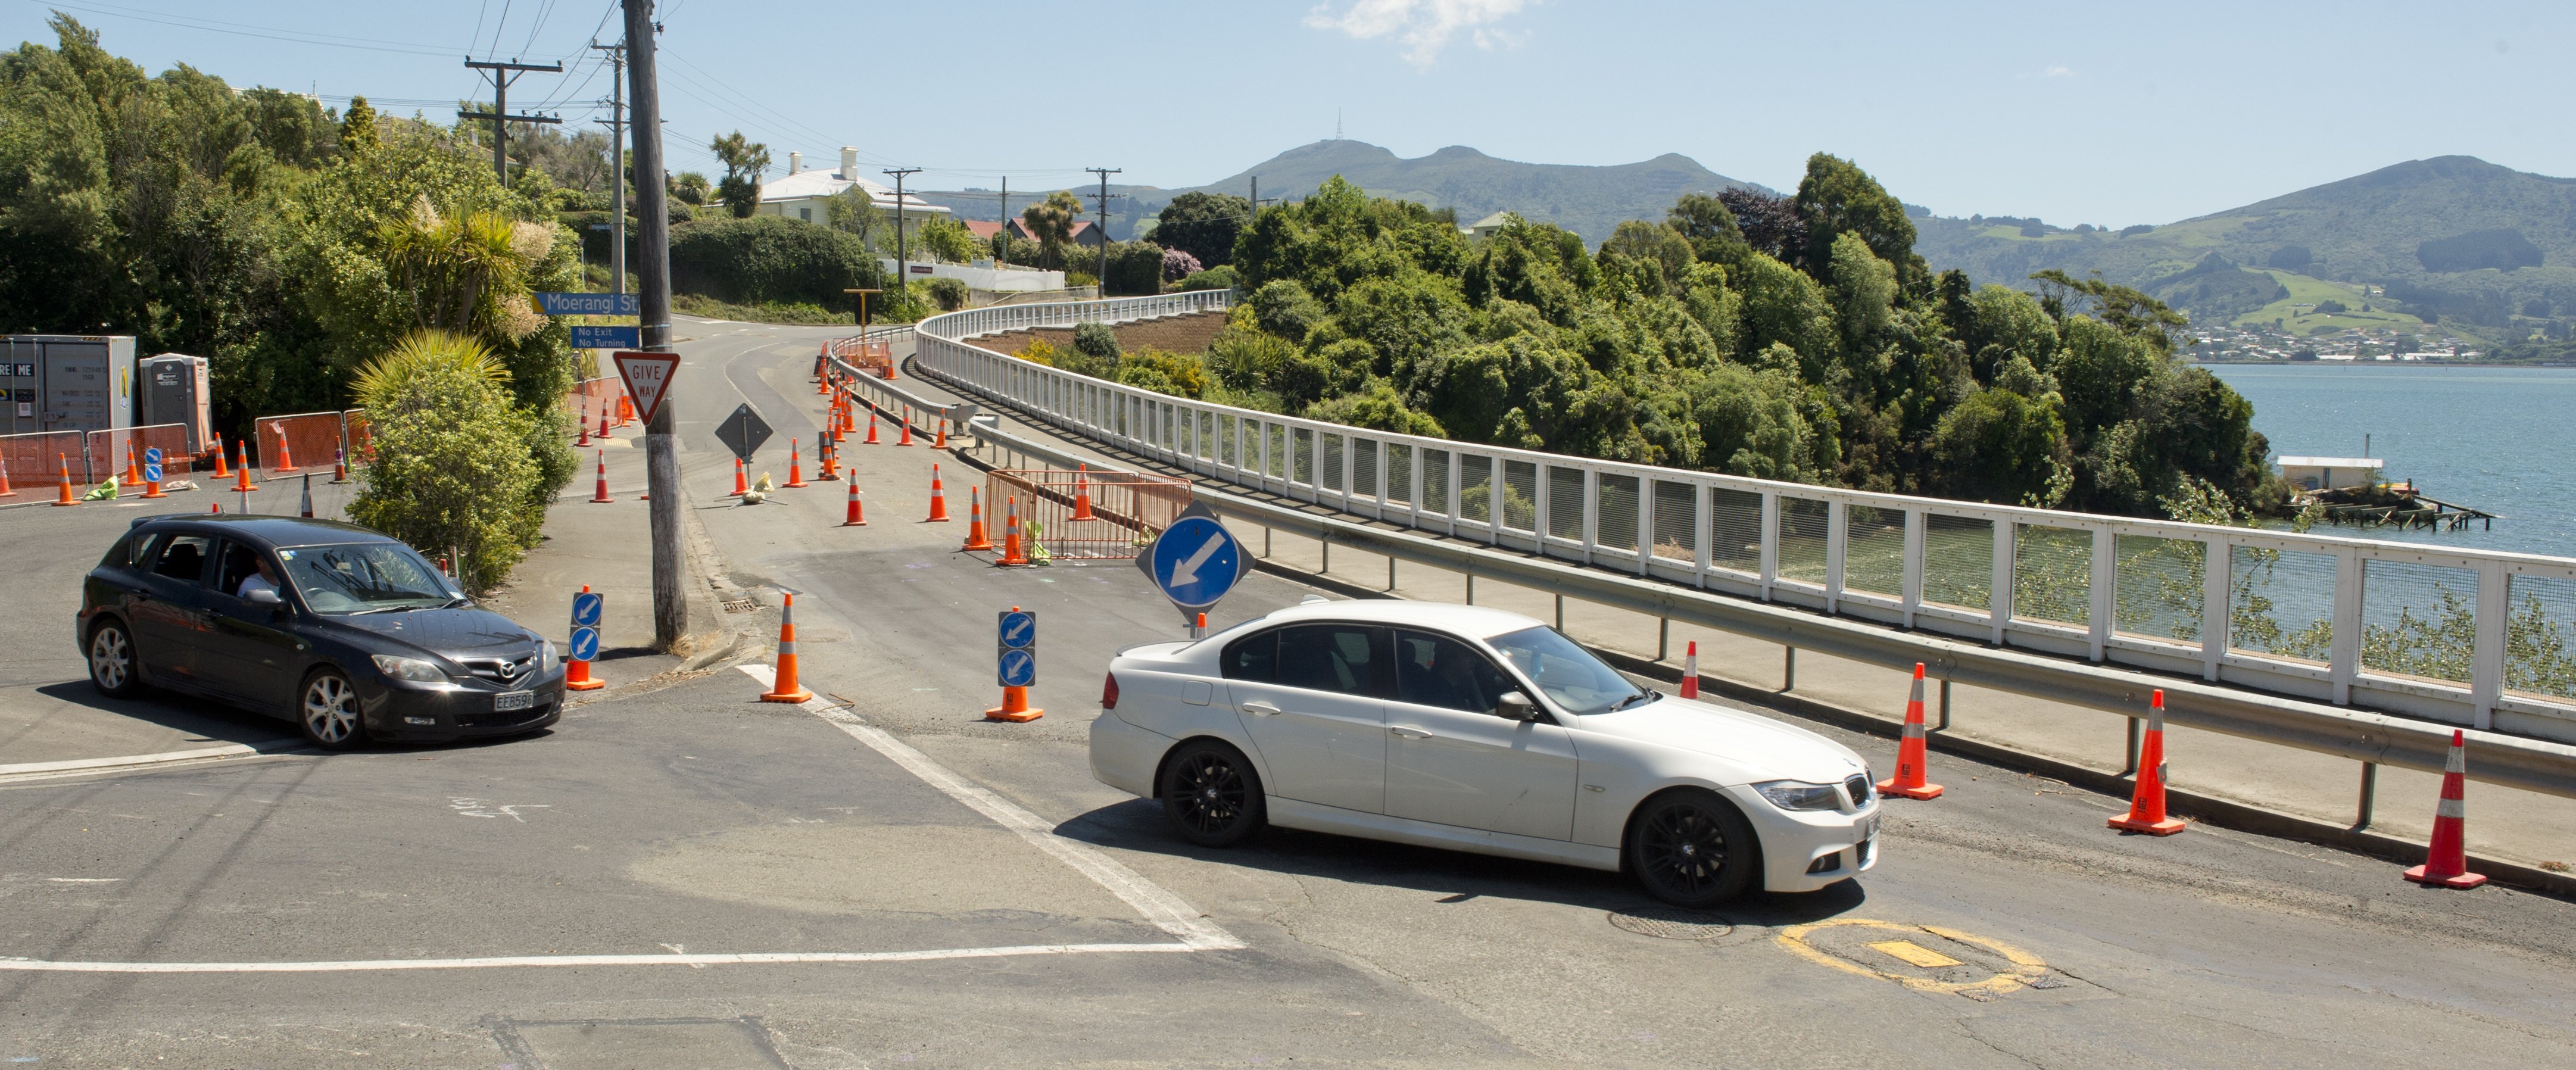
788,152,802,175
840,146,859,180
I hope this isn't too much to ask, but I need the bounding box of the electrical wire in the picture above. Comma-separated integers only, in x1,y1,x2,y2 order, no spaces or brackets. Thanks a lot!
24,0,465,57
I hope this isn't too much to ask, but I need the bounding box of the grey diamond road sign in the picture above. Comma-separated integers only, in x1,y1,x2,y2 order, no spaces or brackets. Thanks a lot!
714,403,772,461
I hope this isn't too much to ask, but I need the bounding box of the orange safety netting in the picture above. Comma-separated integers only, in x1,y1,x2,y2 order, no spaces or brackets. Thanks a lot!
981,468,1192,560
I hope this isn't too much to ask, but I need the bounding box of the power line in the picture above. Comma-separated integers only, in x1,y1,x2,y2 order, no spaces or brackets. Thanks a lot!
25,0,467,57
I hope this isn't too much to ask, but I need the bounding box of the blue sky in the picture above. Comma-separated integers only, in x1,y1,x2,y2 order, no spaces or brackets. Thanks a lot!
9,1,2571,225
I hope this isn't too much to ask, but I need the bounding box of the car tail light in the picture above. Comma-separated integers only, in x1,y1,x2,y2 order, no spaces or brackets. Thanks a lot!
1101,672,1121,710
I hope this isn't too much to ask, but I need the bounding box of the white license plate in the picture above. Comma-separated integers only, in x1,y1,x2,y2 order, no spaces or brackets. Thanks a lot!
493,690,535,712
1856,813,1880,843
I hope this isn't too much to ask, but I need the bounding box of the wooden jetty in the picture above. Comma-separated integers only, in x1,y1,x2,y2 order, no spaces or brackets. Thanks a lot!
2309,485,2497,532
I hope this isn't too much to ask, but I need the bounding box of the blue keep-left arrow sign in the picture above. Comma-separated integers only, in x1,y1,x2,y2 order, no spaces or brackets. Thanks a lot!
997,647,1036,688
570,591,603,628
569,626,600,662
999,609,1036,650
1137,502,1248,612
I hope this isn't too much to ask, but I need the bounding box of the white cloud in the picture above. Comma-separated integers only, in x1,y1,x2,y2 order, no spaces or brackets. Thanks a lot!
2042,64,2073,77
1304,0,1538,67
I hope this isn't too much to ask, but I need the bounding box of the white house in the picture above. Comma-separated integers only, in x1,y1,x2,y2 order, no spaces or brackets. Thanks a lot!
2277,456,2382,492
754,147,949,227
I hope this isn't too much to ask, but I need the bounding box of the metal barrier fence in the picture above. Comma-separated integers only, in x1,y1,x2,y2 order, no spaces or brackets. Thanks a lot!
826,336,896,379
566,375,626,425
901,290,2576,745
88,425,198,478
2,425,198,490
984,467,1192,560
256,411,347,474
1,430,89,489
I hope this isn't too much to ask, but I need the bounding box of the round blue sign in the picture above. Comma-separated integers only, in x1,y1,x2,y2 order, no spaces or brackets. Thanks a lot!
1146,515,1244,610
570,591,604,628
999,610,1036,650
144,447,161,465
143,462,163,482
569,626,600,662
997,647,1036,687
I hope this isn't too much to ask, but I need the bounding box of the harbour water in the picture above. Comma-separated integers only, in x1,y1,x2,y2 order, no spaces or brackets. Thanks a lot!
2206,364,2576,559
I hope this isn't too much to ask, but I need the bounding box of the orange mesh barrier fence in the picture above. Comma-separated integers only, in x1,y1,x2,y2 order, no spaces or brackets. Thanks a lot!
86,425,198,478
341,409,373,463
565,375,625,419
253,411,346,473
983,468,1192,560
828,337,894,378
1,430,88,486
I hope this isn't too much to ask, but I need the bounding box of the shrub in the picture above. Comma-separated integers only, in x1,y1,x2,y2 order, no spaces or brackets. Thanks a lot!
1074,320,1122,360
1103,240,1165,296
1162,247,1203,282
1116,348,1209,399
1177,265,1238,292
669,215,890,312
925,276,969,311
347,331,545,592
1014,338,1060,366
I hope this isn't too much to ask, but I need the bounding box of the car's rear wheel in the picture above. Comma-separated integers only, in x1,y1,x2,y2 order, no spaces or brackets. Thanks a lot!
299,669,367,750
1160,740,1265,847
87,620,142,698
1627,788,1760,908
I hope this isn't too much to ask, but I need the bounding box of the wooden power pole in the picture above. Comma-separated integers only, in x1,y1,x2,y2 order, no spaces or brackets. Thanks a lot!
1086,167,1122,294
622,0,685,649
460,57,562,183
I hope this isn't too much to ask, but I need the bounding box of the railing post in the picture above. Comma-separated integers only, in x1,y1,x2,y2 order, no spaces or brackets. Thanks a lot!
1758,490,1779,603
1693,482,1714,591
2201,539,2229,682
1901,509,1925,628
1824,498,1847,613
1634,471,1653,575
1446,450,1462,538
1990,520,2016,645
1490,454,1505,548
2353,761,2379,831
1582,468,1602,568
2329,547,2363,706
2472,560,2508,731
2090,526,2115,663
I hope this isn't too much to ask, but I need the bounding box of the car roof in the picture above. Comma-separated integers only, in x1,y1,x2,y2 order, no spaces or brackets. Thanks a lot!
1248,599,1543,639
126,514,396,550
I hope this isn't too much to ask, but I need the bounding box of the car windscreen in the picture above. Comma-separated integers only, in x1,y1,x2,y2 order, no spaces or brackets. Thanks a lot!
1487,626,1652,716
276,542,455,615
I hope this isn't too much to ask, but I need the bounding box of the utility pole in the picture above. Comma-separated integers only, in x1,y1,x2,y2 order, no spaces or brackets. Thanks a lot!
623,0,684,650
460,57,563,183
883,167,921,289
591,40,627,296
1086,167,1121,295
995,177,1008,266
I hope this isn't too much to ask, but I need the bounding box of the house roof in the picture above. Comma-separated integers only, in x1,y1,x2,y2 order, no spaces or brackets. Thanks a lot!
2276,456,2382,469
962,220,1008,241
756,169,949,214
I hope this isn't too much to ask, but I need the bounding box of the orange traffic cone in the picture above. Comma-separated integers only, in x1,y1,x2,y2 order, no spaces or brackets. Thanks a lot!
897,407,914,447
141,462,166,499
2110,690,2187,835
207,500,220,513
1071,464,1097,521
960,486,994,551
841,478,866,526
565,584,606,691
880,357,897,381
986,605,1042,723
576,401,592,446
210,433,230,479
933,416,947,450
590,450,614,503
864,410,880,445
332,446,349,483
924,464,950,522
817,435,839,481
232,441,258,492
784,439,807,488
997,497,1029,566
831,395,849,444
1680,641,1701,700
52,453,77,506
121,442,141,487
597,404,612,443
0,452,15,497
269,423,297,475
2405,730,2488,889
1193,612,1208,640
1876,663,1944,800
760,592,815,703
728,457,747,497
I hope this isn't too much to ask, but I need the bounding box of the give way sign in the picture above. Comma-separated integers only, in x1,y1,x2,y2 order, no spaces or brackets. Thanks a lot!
612,351,680,426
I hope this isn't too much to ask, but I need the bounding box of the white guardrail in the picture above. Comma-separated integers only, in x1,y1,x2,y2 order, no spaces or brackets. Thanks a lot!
896,291,2576,747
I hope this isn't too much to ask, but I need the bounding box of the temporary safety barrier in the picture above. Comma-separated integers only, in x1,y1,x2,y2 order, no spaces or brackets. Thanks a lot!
7,425,198,489
980,467,1190,560
564,375,625,420
902,289,2576,747
257,411,344,476
827,337,896,379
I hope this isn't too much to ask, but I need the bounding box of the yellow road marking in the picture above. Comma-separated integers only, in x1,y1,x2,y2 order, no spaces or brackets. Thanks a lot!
1776,918,2049,996
1866,939,1964,968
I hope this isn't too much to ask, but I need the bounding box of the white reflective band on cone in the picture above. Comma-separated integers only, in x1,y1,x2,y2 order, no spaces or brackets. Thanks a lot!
2437,797,2466,820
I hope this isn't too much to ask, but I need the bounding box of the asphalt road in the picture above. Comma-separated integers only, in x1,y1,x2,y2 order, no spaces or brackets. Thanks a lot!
4,319,2574,1068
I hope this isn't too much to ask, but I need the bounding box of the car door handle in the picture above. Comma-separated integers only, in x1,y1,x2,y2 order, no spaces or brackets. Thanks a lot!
1240,701,1281,717
1389,726,1432,740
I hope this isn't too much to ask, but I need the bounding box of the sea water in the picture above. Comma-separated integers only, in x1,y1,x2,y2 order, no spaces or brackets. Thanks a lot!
2206,364,2576,559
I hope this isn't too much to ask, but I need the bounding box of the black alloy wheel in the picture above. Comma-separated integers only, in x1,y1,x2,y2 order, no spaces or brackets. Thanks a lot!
87,620,143,698
1161,740,1266,848
1627,789,1759,908
299,668,367,750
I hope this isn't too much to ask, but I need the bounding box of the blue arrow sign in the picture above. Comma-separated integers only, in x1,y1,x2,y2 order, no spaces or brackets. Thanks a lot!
1140,505,1248,611
570,325,641,350
999,610,1036,650
142,448,162,483
536,292,640,316
997,647,1036,688
570,591,603,628
569,626,600,662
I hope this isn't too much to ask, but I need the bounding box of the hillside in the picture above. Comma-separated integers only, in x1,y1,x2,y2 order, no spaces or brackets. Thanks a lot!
1913,156,2576,341
919,139,1768,245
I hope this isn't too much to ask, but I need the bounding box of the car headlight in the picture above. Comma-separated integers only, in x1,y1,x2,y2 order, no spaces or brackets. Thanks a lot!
371,654,448,682
1754,779,1844,812
538,639,559,672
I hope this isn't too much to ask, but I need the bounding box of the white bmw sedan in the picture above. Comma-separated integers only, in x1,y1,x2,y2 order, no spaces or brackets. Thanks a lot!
1090,600,1881,906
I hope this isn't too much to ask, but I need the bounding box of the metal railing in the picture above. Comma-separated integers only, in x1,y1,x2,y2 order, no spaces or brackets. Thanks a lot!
900,291,2576,745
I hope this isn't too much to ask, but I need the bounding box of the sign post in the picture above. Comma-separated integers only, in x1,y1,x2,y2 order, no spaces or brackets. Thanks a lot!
987,606,1041,722
139,446,164,500
1136,501,1252,634
566,585,605,691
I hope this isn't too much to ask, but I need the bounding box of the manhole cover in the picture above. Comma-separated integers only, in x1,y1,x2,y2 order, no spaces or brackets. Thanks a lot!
1608,907,1734,940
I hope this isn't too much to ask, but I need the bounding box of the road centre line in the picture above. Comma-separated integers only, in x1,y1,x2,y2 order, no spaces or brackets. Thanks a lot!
735,665,1244,951
0,943,1203,974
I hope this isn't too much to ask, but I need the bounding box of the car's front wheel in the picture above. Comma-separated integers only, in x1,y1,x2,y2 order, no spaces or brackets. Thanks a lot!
1626,788,1760,908
1160,740,1265,847
298,669,367,750
87,619,142,698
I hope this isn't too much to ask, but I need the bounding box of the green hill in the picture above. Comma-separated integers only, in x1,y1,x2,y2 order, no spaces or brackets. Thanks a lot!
1911,155,2576,341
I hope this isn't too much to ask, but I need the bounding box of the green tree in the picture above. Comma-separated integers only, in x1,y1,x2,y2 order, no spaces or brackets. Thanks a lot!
1794,153,1926,291
347,331,544,591
824,185,881,245
671,171,710,206
1155,191,1251,269
1022,190,1082,269
914,214,980,263
708,131,769,218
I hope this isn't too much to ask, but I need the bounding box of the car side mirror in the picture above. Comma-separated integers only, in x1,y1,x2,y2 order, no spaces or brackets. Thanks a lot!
1495,691,1540,722
245,587,283,607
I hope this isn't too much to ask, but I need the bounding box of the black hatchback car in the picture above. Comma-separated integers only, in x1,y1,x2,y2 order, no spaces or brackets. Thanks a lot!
77,515,565,748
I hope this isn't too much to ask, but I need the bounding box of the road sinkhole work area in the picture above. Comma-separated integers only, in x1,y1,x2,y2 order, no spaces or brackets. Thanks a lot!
2,319,2575,1068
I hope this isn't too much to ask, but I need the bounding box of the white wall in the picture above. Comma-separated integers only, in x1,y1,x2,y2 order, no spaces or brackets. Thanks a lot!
879,259,1066,292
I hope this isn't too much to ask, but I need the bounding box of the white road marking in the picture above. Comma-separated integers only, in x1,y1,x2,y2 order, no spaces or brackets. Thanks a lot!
0,943,1202,974
0,745,254,776
45,878,121,884
739,664,1245,952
